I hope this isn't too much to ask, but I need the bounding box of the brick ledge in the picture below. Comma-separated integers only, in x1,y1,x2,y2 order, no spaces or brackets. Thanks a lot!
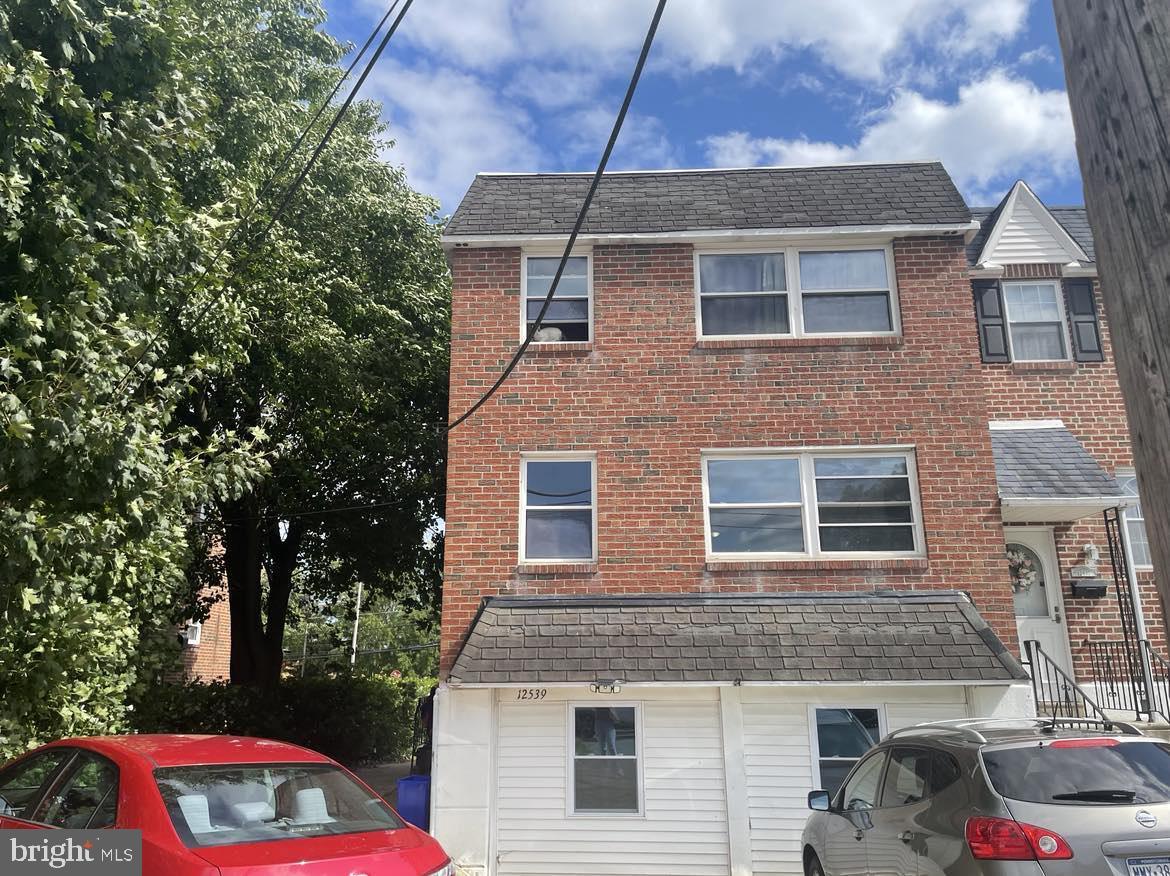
1009,360,1078,373
705,558,930,573
526,342,593,355
516,563,599,575
695,336,903,351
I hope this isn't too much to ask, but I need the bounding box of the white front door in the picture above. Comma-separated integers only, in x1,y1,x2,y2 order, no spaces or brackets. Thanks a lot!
1006,527,1074,680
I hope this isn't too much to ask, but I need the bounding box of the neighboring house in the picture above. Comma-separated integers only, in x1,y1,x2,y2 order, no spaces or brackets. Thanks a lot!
167,590,231,682
968,180,1164,706
431,162,1162,876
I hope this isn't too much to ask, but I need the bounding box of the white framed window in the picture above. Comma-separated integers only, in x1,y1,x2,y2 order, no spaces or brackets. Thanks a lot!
522,254,591,343
809,706,884,798
183,621,202,647
568,704,641,815
702,449,924,558
1001,281,1071,361
1119,469,1152,568
695,245,899,339
520,455,596,563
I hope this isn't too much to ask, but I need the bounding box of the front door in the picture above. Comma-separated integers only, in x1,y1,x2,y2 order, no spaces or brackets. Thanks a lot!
1006,527,1074,681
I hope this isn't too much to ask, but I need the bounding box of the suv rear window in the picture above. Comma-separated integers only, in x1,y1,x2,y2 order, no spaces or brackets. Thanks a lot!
982,740,1170,805
155,763,404,847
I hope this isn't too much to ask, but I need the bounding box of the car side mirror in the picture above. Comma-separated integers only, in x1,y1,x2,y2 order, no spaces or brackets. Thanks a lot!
807,790,831,811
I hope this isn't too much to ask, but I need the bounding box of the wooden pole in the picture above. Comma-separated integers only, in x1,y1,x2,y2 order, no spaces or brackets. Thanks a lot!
1053,1,1170,607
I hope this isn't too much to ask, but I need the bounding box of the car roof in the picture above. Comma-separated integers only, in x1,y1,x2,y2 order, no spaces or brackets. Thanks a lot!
883,718,1148,749
50,735,333,768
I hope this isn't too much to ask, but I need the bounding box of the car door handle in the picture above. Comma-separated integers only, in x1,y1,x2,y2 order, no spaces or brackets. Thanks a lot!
855,829,864,841
900,831,913,844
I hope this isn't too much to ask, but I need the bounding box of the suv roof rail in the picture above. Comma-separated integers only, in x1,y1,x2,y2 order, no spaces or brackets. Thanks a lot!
883,716,1145,745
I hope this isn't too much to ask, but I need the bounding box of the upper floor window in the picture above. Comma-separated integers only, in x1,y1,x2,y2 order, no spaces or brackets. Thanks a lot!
1119,469,1152,567
1002,281,1069,361
696,246,897,338
702,449,923,558
521,457,595,562
974,277,1103,364
524,255,590,342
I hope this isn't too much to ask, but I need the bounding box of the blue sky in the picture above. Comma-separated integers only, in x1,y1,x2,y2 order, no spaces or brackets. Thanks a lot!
320,0,1083,215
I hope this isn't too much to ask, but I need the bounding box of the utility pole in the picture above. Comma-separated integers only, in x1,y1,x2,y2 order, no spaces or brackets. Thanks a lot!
350,580,364,668
1053,1,1170,603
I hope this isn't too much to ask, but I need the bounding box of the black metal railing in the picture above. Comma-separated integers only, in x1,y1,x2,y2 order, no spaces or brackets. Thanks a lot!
1143,640,1170,723
1084,639,1147,718
1025,639,1113,724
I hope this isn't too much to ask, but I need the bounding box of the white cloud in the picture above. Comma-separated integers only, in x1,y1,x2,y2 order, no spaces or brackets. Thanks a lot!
703,71,1078,203
560,108,682,170
366,62,543,212
384,0,1029,84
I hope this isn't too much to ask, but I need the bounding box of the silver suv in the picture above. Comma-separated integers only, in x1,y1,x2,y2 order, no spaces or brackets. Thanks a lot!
801,718,1170,875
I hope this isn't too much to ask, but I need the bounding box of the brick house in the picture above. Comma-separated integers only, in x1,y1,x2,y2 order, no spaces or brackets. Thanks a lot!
430,162,1160,876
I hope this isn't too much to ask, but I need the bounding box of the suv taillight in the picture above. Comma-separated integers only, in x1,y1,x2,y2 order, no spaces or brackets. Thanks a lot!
966,816,1073,860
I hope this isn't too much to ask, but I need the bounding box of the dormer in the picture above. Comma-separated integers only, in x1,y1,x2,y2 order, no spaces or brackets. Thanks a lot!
969,180,1094,277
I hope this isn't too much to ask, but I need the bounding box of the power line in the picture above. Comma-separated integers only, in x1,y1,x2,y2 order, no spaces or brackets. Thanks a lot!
445,0,668,431
115,0,415,395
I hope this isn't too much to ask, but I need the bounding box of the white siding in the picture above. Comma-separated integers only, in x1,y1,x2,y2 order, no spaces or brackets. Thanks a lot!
741,701,813,876
495,694,730,876
740,686,972,876
989,198,1075,264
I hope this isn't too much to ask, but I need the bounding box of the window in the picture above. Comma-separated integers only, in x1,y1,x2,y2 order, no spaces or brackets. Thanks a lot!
698,252,788,336
879,747,960,807
981,740,1170,805
521,457,595,562
798,249,893,333
571,706,639,814
35,752,118,829
703,451,922,558
155,763,403,847
814,707,882,798
524,255,590,342
184,621,202,646
837,750,885,812
0,750,72,823
696,247,896,338
1119,470,1152,567
1002,281,1070,361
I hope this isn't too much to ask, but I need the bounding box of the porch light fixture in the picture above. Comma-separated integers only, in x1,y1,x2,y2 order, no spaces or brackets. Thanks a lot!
590,679,624,694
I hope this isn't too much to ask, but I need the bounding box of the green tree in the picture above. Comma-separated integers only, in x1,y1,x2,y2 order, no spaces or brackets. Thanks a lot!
170,0,449,687
0,0,265,757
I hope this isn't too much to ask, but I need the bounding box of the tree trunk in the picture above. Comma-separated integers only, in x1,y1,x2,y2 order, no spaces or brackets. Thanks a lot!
221,497,304,687
1054,0,1170,607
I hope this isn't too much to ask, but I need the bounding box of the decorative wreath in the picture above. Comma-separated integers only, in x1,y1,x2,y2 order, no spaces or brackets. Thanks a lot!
1007,547,1041,594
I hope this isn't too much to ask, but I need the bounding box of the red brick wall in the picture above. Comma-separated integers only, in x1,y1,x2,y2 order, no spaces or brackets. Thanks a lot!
980,265,1166,671
167,587,232,682
442,237,1014,675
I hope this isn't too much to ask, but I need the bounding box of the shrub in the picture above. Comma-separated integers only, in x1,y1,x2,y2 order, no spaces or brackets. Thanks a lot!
130,675,435,766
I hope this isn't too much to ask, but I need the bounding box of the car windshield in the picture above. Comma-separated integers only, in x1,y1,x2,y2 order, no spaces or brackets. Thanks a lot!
155,763,404,847
981,740,1170,805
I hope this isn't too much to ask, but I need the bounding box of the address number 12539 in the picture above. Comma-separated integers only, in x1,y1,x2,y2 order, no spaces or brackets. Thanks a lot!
515,688,547,700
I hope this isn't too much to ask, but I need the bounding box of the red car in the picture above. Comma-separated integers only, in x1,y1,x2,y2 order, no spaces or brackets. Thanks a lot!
0,735,452,876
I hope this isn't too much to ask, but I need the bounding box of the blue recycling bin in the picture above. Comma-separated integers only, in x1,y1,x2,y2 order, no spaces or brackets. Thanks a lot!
396,774,431,830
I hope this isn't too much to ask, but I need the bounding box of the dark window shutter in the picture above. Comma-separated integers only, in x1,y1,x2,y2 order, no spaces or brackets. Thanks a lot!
972,279,1009,363
1064,277,1104,362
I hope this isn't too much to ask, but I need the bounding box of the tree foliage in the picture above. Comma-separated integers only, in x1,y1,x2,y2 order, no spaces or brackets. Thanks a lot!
0,0,448,754
0,0,266,757
170,0,449,687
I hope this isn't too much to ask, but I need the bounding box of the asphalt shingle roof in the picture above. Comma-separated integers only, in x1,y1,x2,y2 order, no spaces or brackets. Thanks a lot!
449,591,1026,685
967,205,1096,265
445,162,972,238
991,427,1123,499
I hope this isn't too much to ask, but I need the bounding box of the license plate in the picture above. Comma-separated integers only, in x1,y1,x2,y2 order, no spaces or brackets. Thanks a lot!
1129,857,1170,876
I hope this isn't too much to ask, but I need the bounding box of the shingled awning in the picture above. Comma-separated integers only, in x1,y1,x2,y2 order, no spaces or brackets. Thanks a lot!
990,422,1126,521
449,591,1026,686
443,162,973,241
